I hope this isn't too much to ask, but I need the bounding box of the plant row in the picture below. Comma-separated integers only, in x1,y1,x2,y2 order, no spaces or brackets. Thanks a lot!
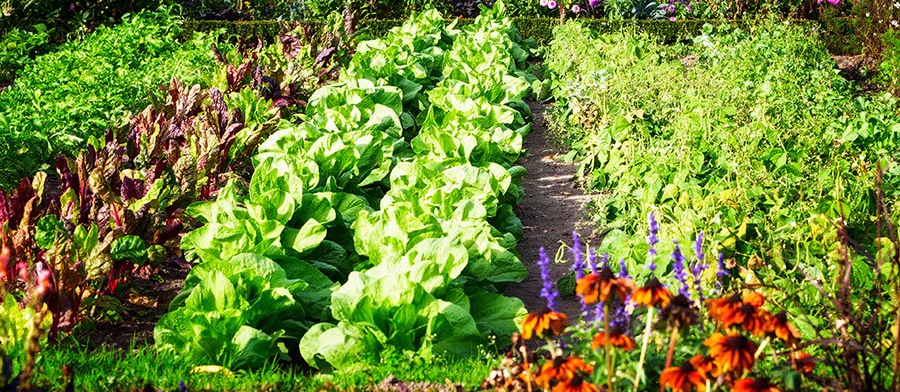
0,22,347,380
154,1,541,371
0,7,221,189
545,20,900,349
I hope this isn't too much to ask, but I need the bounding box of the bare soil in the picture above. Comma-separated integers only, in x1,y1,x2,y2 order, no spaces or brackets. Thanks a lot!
504,101,596,316
82,262,187,348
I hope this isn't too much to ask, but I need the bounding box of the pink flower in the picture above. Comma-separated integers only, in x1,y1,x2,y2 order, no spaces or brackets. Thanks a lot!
548,1,557,8
827,0,840,4
670,16,677,21
590,0,600,5
540,0,548,5
572,4,581,12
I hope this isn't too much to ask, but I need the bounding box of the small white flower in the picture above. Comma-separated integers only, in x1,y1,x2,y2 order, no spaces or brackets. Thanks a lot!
894,1,900,8
866,12,871,17
893,20,899,27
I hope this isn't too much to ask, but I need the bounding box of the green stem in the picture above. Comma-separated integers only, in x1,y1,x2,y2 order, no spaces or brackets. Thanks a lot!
604,304,613,392
633,306,655,392
754,337,770,359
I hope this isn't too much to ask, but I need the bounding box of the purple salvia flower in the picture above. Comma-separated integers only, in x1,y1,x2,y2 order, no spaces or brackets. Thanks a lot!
538,247,559,311
691,233,709,303
672,243,690,299
647,212,659,272
693,231,704,263
716,252,729,278
588,247,598,273
715,252,729,292
618,258,629,279
601,253,610,270
572,232,592,320
610,299,632,331
571,231,585,280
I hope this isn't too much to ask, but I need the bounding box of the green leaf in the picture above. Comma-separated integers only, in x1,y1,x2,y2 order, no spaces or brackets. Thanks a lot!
110,235,148,264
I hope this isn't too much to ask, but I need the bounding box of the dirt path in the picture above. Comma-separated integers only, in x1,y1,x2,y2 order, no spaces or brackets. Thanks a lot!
505,101,596,316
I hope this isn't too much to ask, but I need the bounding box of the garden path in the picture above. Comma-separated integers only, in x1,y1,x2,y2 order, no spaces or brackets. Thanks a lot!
504,100,597,316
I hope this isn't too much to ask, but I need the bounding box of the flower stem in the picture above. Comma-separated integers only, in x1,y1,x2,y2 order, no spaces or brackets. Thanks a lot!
659,323,680,392
604,303,613,392
633,306,655,392
754,336,771,359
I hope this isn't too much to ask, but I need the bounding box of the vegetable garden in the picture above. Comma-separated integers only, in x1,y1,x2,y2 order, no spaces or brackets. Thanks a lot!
1,0,900,391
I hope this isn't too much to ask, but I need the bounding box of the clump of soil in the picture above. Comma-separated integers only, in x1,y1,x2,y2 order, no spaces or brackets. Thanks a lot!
375,375,464,392
81,262,188,348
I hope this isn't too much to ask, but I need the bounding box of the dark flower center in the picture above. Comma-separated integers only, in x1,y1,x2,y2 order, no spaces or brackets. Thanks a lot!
570,374,584,387
751,378,771,389
598,268,614,280
553,356,567,368
726,335,752,350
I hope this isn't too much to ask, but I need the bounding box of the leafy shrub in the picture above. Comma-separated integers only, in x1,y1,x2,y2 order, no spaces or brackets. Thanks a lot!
0,7,220,189
879,29,900,94
0,0,168,39
0,24,52,83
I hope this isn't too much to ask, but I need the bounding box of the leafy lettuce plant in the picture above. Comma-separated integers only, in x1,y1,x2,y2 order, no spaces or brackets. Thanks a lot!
300,238,526,371
154,253,318,370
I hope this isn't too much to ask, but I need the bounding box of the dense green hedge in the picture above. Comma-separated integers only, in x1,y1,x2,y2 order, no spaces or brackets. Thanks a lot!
819,16,862,55
184,16,861,53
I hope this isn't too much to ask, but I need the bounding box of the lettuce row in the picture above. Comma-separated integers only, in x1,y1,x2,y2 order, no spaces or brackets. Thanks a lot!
299,3,539,370
155,10,456,369
156,1,539,370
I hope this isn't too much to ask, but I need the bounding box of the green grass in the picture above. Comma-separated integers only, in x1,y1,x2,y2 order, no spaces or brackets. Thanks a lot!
30,343,500,391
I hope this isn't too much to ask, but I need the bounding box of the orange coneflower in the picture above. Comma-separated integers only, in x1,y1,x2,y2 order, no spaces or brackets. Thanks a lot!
660,361,707,392
591,330,635,351
537,356,592,388
659,294,699,329
576,268,634,305
633,277,673,307
689,354,720,378
731,378,781,392
707,294,744,321
719,303,770,336
766,311,800,344
704,332,757,374
742,292,765,308
520,307,568,340
551,373,599,392
790,352,816,374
